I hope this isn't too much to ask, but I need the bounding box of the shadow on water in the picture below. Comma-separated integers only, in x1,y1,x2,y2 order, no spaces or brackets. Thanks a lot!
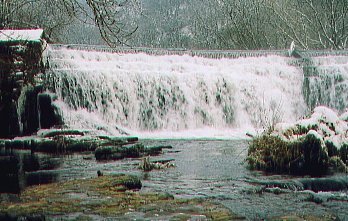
0,148,62,194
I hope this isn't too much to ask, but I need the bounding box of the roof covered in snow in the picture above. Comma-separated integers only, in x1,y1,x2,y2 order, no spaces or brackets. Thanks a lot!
0,29,44,42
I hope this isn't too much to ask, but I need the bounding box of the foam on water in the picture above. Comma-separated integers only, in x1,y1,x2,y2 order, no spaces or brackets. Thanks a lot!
46,46,307,138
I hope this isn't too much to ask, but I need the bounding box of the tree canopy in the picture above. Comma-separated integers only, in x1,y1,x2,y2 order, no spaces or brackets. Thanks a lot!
1,0,347,49
0,0,137,46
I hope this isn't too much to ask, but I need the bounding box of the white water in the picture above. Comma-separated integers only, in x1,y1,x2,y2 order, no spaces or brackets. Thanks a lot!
46,46,307,138
303,55,348,112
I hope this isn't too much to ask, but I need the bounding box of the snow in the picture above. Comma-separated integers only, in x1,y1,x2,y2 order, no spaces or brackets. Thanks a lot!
274,106,348,150
340,111,348,121
307,130,323,140
0,29,44,42
313,106,340,124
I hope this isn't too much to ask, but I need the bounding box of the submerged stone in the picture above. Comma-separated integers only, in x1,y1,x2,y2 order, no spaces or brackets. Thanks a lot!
0,173,236,220
95,144,171,161
138,157,175,171
247,176,348,193
3,133,142,154
37,128,85,139
95,146,125,160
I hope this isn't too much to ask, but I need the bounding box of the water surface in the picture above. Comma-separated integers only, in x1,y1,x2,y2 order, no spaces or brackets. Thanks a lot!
1,139,347,219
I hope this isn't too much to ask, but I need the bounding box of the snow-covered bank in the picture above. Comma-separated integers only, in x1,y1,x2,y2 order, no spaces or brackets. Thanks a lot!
274,106,348,149
248,106,348,175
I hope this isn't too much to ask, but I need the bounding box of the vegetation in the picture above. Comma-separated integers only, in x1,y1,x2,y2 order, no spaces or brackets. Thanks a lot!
0,0,138,46
124,0,348,49
0,174,238,220
247,107,348,175
1,0,348,49
248,132,347,175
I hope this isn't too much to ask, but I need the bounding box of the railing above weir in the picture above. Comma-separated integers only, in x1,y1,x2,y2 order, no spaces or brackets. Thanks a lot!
49,44,348,59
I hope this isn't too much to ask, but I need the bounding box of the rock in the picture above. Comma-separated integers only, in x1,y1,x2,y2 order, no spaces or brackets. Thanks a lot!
95,144,143,161
119,174,142,190
95,146,127,161
0,156,19,175
38,129,85,138
247,176,348,193
0,214,46,221
97,135,138,145
38,93,63,129
95,144,171,161
138,157,153,171
97,170,103,177
25,170,58,186
138,157,175,171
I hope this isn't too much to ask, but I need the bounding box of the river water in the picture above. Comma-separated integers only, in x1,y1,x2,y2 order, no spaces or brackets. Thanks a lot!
4,139,343,220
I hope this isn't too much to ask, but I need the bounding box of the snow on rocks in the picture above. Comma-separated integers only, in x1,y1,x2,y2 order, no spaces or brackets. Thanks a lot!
274,106,348,150
248,106,348,175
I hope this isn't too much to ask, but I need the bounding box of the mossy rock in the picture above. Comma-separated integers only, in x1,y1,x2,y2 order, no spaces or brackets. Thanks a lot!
95,144,171,161
109,173,142,190
269,215,339,221
95,146,130,160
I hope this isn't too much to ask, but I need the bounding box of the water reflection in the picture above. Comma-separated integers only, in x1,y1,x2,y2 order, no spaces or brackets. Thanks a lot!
0,148,62,193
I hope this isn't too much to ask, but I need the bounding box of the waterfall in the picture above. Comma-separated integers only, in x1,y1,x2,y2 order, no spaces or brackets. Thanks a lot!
45,46,308,138
303,56,348,112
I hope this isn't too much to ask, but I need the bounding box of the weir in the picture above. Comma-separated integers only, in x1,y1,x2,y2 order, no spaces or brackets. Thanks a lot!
44,45,347,137
2,37,347,138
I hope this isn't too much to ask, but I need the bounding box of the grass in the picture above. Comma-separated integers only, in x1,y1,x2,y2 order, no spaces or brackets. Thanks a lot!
247,132,347,175
247,134,302,174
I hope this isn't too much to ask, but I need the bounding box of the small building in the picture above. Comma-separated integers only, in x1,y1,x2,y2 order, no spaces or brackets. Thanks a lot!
0,29,46,138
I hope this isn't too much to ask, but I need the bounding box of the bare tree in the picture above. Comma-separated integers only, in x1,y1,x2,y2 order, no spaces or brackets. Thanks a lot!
268,0,348,49
0,0,137,46
217,0,277,49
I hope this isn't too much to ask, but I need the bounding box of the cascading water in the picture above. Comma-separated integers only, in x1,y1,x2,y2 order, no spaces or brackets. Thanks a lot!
303,56,348,112
45,46,308,138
